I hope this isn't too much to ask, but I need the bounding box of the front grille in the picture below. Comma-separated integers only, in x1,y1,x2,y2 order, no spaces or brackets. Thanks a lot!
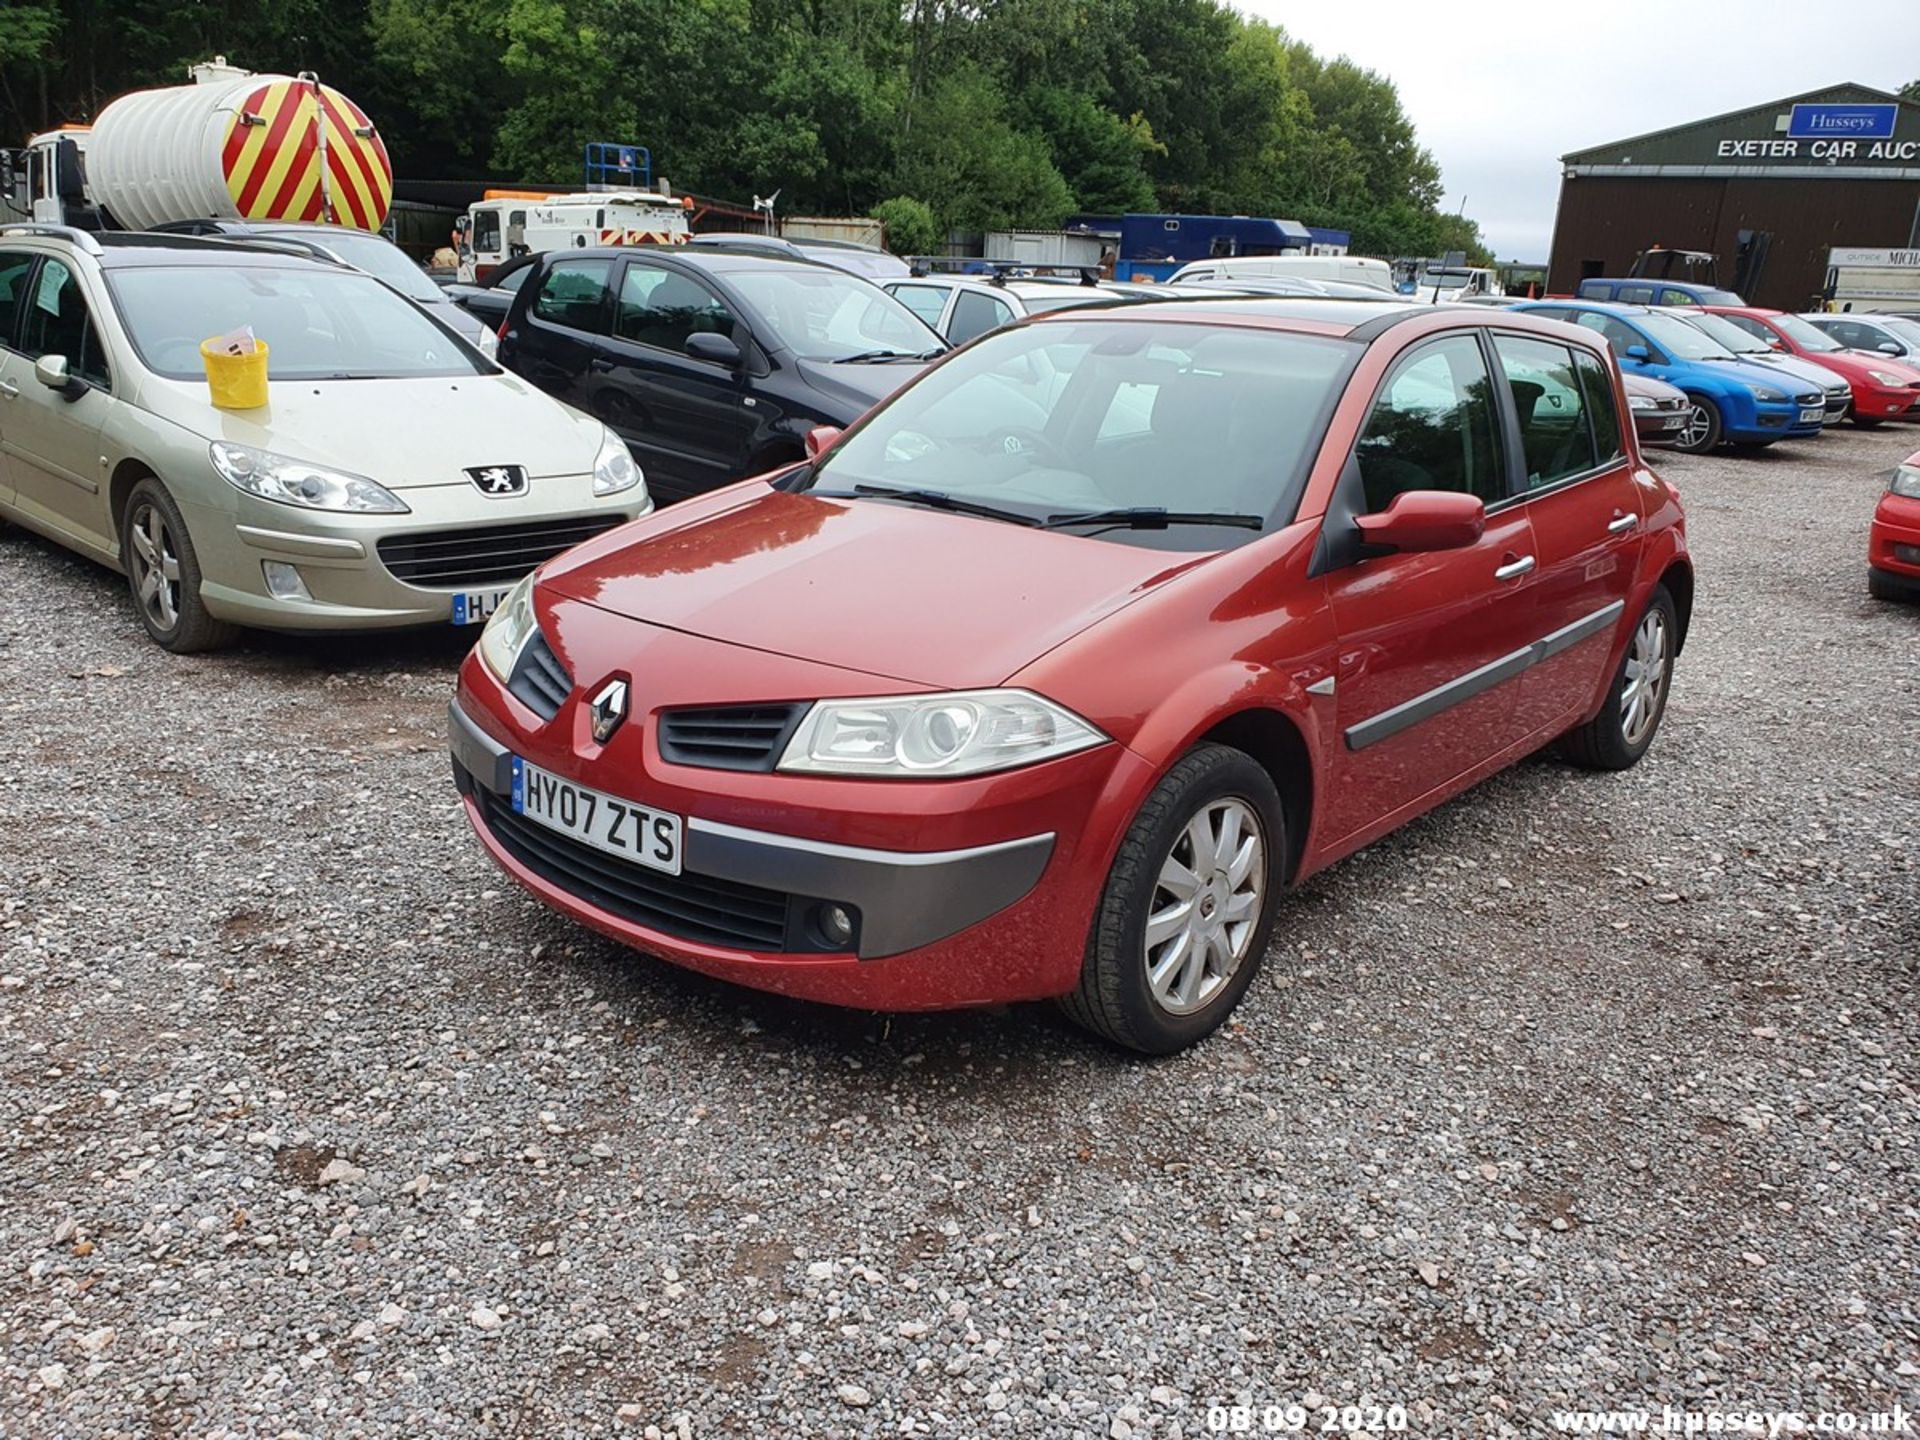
659,703,808,772
1794,391,1821,406
478,789,802,950
509,631,571,721
377,516,620,588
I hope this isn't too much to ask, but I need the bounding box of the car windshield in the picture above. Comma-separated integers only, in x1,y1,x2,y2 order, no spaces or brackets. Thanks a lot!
1638,311,1736,360
802,318,1356,552
273,229,443,304
1683,311,1772,355
108,263,488,381
726,266,942,361
1697,289,1745,306
1768,314,1841,352
1421,272,1470,290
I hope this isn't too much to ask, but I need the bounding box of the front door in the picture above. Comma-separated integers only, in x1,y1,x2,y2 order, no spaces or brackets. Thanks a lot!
1485,332,1646,739
1318,332,1540,845
503,255,616,418
0,247,33,509
597,259,757,501
0,255,116,557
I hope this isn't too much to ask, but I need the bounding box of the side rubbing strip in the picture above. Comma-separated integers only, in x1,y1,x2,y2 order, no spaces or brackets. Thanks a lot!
1344,599,1627,752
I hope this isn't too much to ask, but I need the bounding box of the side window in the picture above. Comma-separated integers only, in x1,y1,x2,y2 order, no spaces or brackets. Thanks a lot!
613,264,736,354
1618,284,1654,304
532,258,614,335
1493,334,1598,488
947,290,1013,344
1354,335,1505,512
0,249,36,348
18,258,110,389
472,210,501,253
1720,313,1771,344
889,284,949,328
1572,350,1625,463
1660,289,1697,306
1569,311,1644,359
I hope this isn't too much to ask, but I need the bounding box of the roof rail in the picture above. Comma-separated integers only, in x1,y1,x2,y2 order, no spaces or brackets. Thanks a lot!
202,233,351,266
0,222,103,254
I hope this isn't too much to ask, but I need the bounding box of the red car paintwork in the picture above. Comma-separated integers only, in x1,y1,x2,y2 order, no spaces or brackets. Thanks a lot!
1870,452,1920,599
454,304,1692,1012
1705,306,1920,422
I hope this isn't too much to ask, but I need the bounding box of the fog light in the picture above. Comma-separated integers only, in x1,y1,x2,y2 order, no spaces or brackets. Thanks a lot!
262,560,312,602
1895,544,1920,566
815,903,856,948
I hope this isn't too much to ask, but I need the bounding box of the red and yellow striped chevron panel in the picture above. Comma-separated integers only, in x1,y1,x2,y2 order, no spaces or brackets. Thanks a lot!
220,80,393,230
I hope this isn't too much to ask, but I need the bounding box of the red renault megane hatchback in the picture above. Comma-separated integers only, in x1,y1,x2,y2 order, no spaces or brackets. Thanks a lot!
450,298,1692,1053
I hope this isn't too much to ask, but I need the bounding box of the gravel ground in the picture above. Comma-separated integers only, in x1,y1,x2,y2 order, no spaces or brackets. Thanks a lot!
2,425,1916,1439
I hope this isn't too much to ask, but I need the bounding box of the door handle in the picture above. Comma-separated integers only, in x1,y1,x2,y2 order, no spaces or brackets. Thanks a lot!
0,380,18,399
1607,512,1639,534
588,357,615,373
1494,555,1536,582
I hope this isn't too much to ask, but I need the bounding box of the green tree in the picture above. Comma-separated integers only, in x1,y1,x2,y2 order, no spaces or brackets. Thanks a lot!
870,195,939,255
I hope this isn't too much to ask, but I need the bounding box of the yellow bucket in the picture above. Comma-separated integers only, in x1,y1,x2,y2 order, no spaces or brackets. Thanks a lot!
200,338,270,410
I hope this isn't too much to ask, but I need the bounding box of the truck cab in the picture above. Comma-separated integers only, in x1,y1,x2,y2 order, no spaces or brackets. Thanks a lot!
458,190,692,283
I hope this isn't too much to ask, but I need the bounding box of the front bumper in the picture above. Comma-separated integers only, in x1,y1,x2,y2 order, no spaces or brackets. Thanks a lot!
450,697,1055,960
182,477,650,631
1870,492,1920,584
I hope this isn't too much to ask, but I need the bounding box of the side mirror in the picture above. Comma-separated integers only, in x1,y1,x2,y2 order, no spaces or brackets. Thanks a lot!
1623,344,1651,363
685,331,743,367
33,353,85,400
1767,335,1785,350
1878,341,1903,356
1353,490,1486,554
804,424,843,460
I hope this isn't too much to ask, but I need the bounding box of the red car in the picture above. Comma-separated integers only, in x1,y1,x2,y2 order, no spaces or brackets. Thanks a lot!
450,300,1692,1053
1870,452,1920,602
1705,306,1920,425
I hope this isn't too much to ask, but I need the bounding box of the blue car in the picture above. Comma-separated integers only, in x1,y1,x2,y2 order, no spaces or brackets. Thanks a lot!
1574,278,1744,307
1513,301,1826,453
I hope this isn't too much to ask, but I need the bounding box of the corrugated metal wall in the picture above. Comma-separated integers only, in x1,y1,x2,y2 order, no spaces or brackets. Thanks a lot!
1547,176,1920,309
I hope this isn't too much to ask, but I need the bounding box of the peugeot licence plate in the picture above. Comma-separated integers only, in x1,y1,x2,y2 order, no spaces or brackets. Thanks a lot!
511,757,682,875
1798,406,1824,424
452,588,512,626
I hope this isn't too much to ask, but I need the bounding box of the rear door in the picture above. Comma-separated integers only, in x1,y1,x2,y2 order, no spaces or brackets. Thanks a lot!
1486,332,1645,738
0,246,35,508
597,258,757,501
1,254,117,555
1318,332,1541,845
501,256,616,417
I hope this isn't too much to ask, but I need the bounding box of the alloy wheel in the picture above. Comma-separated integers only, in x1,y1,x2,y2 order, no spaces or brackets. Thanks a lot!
128,502,181,633
1143,797,1265,1016
1679,403,1713,450
1621,608,1670,748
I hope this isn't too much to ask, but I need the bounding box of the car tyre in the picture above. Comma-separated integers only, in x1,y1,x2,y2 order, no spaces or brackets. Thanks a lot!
1060,743,1284,1055
1868,567,1912,602
121,478,238,654
1673,397,1721,454
1560,585,1677,771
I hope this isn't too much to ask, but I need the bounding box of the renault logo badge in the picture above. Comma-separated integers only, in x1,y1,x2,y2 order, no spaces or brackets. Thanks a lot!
589,678,629,744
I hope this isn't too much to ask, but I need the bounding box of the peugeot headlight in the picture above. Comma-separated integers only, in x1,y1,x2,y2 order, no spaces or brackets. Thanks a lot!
1627,394,1657,411
778,689,1106,777
593,428,645,498
1868,369,1907,387
1748,385,1786,403
478,573,538,682
1891,463,1920,500
209,441,408,514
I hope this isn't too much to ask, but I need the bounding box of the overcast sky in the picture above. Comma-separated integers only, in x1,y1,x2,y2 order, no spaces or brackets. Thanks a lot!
1237,0,1918,260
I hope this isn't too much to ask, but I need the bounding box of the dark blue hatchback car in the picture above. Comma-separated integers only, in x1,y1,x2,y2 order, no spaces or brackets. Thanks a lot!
1574,278,1745,307
1514,301,1825,453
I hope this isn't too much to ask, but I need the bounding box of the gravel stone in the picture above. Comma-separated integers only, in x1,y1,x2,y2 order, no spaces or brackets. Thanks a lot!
1,428,1917,1435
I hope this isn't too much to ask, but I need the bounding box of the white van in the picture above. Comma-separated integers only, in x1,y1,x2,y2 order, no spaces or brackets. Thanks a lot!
1168,254,1394,292
457,190,692,282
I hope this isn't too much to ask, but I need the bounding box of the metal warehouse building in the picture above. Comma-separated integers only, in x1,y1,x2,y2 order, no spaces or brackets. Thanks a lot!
1547,84,1920,311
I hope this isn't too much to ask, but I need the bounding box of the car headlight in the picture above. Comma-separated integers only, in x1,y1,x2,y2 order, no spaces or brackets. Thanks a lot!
593,428,645,498
1869,369,1907,387
209,441,408,514
1891,464,1920,500
1748,386,1786,403
1627,395,1657,411
777,689,1107,777
478,573,538,682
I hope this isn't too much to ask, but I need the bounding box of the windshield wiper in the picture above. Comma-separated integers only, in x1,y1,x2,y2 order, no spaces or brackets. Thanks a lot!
833,348,925,364
810,483,1039,526
1042,506,1264,531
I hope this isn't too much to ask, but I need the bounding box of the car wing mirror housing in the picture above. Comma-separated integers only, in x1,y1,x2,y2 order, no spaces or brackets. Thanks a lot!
1623,344,1651,362
685,331,744,367
1878,341,1903,356
1353,490,1486,555
33,353,86,400
804,424,844,460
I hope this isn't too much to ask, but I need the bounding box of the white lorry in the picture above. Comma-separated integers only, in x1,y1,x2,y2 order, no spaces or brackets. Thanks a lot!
1823,247,1920,315
457,189,692,283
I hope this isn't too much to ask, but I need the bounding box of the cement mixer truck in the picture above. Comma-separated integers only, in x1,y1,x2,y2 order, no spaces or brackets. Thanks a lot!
3,57,391,233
